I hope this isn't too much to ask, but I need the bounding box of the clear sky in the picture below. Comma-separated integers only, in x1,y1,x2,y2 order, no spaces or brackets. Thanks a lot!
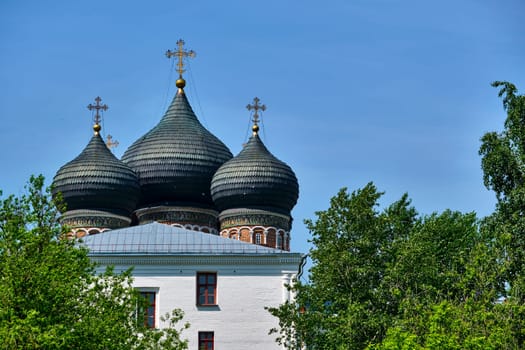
1,0,524,258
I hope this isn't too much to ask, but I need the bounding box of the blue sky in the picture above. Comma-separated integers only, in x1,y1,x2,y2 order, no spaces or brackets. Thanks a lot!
1,0,524,258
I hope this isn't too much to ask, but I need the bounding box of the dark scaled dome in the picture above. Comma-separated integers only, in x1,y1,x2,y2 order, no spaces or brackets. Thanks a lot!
121,91,233,208
52,133,140,216
211,133,299,214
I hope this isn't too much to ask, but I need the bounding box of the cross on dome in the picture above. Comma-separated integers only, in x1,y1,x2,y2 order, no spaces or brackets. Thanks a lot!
87,96,108,135
106,134,119,149
246,97,266,135
166,39,196,90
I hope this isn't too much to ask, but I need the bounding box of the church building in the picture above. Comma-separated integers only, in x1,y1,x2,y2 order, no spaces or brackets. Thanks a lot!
51,40,303,349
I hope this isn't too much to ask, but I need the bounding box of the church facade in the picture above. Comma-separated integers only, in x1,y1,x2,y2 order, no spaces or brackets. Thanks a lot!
51,40,302,349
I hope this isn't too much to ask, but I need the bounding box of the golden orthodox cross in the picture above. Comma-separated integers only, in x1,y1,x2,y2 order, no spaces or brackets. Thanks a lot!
87,96,108,127
246,97,266,127
166,39,196,76
106,134,119,149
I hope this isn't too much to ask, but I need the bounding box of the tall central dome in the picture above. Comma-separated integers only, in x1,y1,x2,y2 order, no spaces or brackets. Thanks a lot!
121,91,232,207
121,41,232,231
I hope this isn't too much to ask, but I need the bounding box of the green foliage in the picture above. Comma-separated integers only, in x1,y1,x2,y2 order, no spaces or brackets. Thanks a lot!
480,81,525,201
268,184,419,349
372,300,523,350
479,82,525,292
478,81,525,347
135,310,190,350
0,175,188,349
268,185,512,349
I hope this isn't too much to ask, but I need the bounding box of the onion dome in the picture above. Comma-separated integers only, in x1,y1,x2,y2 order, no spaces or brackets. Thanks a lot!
52,97,140,230
52,133,140,215
121,89,233,208
211,133,299,215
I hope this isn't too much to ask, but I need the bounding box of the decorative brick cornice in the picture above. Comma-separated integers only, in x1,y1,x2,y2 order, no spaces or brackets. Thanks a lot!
135,206,219,234
219,208,292,231
60,209,131,229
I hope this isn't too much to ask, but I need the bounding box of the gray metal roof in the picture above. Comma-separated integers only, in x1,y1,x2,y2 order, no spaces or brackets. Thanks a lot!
82,222,292,255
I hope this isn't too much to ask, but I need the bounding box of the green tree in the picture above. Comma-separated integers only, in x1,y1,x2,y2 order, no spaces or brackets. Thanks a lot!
478,81,525,344
268,183,417,349
365,81,525,350
269,184,509,349
479,81,525,290
0,175,189,349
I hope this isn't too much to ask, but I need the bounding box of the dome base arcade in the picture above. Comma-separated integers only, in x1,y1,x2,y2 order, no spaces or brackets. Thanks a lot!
218,208,292,251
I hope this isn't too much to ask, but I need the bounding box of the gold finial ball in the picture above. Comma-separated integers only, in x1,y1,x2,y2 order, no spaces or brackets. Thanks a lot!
252,124,259,134
93,124,101,133
176,78,186,89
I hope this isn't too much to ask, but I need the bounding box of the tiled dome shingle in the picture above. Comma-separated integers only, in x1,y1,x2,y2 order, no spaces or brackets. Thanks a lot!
211,133,299,214
52,133,140,216
121,91,233,208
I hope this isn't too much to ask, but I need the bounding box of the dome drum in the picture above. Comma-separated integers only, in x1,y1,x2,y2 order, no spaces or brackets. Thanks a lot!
218,208,292,232
59,209,132,230
134,206,219,234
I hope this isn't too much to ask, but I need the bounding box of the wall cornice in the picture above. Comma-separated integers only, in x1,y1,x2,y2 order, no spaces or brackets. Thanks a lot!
89,253,304,266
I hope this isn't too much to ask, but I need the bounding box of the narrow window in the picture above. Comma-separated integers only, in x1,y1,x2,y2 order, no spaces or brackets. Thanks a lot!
255,232,262,245
197,272,217,306
138,291,156,328
277,233,283,249
199,331,214,350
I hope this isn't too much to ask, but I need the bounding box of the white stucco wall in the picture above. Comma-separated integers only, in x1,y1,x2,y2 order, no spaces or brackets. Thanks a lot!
94,256,301,350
